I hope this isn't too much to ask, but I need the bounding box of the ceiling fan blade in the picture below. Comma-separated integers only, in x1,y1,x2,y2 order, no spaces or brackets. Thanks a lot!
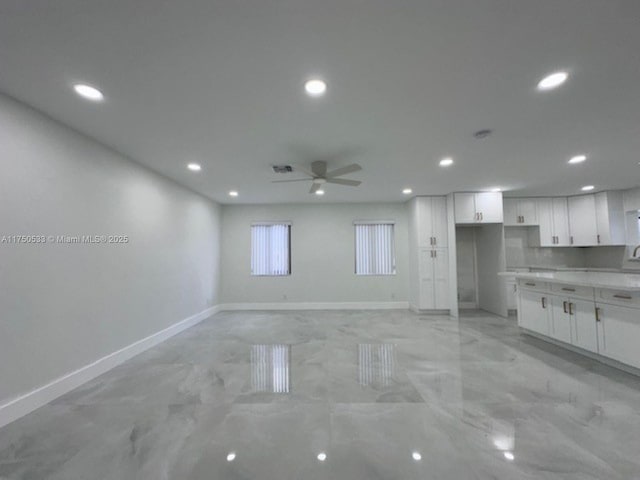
311,160,327,177
309,183,322,194
271,178,311,183
326,163,362,178
325,178,361,187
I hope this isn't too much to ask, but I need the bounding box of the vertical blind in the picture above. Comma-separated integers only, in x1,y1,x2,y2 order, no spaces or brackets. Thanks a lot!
354,223,396,275
251,223,291,276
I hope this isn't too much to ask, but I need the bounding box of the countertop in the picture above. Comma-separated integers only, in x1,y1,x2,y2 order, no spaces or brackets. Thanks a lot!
499,271,640,291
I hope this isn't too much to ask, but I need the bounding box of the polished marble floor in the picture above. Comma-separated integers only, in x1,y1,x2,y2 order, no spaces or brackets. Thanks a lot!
2,310,640,479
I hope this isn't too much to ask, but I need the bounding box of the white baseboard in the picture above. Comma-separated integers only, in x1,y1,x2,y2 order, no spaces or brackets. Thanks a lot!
0,305,221,429
219,301,409,311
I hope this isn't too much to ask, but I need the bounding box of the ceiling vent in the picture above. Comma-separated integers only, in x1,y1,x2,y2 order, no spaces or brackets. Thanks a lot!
474,129,493,139
272,165,293,173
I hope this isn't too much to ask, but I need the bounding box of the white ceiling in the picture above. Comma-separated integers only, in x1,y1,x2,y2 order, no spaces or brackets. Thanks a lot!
1,0,639,204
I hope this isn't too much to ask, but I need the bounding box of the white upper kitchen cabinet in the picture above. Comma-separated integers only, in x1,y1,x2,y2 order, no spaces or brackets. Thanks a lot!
454,192,503,224
594,191,626,246
568,194,598,246
503,198,538,226
415,196,448,248
531,198,571,247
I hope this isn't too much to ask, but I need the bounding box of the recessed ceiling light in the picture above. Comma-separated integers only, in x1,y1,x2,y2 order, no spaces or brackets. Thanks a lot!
73,84,104,101
491,187,502,192
229,190,239,197
439,158,454,167
304,79,327,97
226,452,236,462
412,452,422,461
402,188,413,195
537,71,568,90
315,189,325,196
317,452,327,461
568,155,587,164
187,163,201,171
503,452,515,461
581,185,595,191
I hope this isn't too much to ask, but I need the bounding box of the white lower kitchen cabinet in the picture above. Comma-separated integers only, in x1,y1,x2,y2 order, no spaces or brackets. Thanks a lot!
511,272,640,374
518,289,550,335
548,295,573,344
595,303,640,369
570,299,599,353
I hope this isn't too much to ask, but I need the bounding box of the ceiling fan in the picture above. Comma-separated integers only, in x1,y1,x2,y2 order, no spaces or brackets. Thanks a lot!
272,160,362,194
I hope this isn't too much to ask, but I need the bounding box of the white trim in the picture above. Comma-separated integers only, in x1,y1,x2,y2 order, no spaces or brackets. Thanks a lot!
0,305,221,429
219,301,409,311
353,220,395,225
251,221,292,226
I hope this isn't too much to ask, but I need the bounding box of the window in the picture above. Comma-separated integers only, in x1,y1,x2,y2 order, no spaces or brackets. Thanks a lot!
251,223,291,276
354,222,396,275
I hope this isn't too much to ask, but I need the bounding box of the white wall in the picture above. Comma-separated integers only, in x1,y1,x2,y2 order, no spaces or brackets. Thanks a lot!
0,95,221,407
476,224,508,317
220,203,408,305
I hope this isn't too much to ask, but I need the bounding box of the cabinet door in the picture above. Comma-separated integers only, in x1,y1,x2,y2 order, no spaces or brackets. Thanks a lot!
519,290,550,335
432,248,449,309
418,249,435,309
416,197,434,247
431,197,448,247
596,303,640,369
454,193,476,223
568,195,598,246
549,295,572,343
475,192,503,223
552,198,571,246
594,192,610,245
519,199,538,226
503,199,519,226
536,198,555,246
570,299,598,353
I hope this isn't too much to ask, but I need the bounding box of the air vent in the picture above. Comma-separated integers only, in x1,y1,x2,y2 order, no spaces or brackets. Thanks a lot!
474,129,493,139
272,165,293,173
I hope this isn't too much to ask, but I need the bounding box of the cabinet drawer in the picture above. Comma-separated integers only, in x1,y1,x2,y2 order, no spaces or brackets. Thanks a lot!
597,288,640,307
550,283,594,299
517,280,549,292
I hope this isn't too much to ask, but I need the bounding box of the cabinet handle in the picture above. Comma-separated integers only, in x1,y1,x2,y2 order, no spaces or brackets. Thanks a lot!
561,287,576,292
430,250,434,258
595,307,601,322
541,297,547,309
570,236,574,245
568,302,574,315
613,294,633,300
433,250,437,258
433,236,437,246
480,212,483,221
525,282,536,286
563,301,568,313
597,234,601,244
553,236,557,244
522,215,525,223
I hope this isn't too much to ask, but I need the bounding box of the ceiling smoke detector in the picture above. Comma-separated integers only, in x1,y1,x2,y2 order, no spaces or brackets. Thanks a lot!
272,165,294,173
474,129,493,139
